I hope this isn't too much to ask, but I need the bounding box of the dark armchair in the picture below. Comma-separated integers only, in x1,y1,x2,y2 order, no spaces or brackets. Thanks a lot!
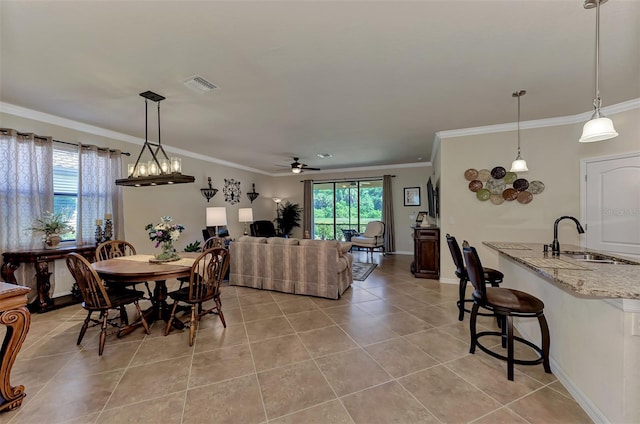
250,220,277,237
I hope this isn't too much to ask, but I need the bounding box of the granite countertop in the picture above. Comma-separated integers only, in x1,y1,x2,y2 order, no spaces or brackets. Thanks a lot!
483,242,640,300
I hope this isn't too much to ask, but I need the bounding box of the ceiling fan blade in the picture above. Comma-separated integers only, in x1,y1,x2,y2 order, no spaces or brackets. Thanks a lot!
301,166,321,171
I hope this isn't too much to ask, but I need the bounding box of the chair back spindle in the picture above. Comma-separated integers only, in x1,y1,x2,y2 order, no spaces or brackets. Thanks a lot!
66,253,111,309
96,240,136,261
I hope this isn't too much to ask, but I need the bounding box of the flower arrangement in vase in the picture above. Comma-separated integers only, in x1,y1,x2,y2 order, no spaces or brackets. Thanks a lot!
27,211,75,249
144,216,184,262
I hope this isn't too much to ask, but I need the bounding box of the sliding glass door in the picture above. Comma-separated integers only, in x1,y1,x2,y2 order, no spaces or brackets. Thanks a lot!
312,180,382,240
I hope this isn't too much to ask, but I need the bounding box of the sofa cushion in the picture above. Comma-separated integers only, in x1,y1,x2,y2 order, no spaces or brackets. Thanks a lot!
267,237,300,246
237,235,268,244
350,236,379,247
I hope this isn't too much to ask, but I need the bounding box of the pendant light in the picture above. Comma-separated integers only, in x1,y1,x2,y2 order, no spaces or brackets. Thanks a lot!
510,90,528,173
579,0,618,143
116,91,195,186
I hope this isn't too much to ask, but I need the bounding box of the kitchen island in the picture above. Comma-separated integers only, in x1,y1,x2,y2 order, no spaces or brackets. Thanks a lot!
484,242,640,424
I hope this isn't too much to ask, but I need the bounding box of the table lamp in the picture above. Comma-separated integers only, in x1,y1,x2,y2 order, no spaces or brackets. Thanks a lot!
238,208,254,235
206,207,227,238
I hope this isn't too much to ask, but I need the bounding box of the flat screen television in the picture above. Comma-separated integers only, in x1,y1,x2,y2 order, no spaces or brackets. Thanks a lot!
427,178,436,218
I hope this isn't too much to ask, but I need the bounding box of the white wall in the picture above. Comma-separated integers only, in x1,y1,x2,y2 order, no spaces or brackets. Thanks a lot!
438,107,640,283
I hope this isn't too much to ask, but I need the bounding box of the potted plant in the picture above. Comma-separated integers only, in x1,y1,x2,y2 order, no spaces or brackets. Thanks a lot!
275,201,302,237
27,211,75,249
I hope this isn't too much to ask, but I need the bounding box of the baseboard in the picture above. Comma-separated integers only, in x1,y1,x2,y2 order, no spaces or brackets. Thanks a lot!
512,322,610,424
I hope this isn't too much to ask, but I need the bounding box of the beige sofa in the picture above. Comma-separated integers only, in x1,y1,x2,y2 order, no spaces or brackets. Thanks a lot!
229,236,353,299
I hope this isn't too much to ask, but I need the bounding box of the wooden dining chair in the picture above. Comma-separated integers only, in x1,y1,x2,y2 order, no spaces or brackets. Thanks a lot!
65,253,150,355
96,240,153,300
176,236,226,289
165,247,230,346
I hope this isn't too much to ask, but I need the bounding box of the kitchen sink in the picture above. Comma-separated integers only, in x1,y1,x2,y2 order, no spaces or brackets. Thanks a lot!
561,251,640,265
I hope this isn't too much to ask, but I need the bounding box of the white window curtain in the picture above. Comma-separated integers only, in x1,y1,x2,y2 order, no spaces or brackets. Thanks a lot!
0,130,54,250
77,145,123,245
0,129,53,290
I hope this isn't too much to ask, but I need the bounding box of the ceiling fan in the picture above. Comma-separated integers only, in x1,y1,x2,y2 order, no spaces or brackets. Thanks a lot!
289,157,320,174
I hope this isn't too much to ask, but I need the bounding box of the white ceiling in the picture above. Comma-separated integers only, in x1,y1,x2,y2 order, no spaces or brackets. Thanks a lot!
1,1,638,175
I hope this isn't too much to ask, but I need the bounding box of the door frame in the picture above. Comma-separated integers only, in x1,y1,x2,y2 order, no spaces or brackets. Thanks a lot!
579,151,640,249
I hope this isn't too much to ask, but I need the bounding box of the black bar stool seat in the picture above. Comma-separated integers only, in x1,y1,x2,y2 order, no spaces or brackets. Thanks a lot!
463,244,551,381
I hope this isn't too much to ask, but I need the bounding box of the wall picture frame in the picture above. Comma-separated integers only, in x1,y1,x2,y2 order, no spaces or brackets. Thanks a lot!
416,211,428,224
404,187,421,206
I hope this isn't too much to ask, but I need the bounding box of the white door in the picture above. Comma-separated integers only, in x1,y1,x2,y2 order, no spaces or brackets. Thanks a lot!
584,153,640,257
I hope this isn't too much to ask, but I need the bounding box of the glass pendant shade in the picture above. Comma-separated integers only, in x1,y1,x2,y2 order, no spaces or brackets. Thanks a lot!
580,0,618,143
579,116,618,143
510,89,528,173
510,157,529,172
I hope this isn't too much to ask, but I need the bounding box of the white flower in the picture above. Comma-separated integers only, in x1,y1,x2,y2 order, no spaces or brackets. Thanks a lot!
170,230,180,241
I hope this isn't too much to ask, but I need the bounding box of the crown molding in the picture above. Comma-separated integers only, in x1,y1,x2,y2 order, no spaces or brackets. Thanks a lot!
435,98,640,140
0,101,272,175
1,101,432,176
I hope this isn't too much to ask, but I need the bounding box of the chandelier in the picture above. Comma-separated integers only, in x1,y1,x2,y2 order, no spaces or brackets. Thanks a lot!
116,91,195,187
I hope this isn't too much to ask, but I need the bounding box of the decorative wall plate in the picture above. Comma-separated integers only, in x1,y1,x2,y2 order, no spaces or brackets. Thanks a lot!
513,178,529,192
517,191,533,204
476,188,491,201
477,169,491,182
502,188,518,201
468,180,483,192
464,168,479,181
490,194,505,205
529,180,545,194
504,172,517,184
485,178,506,194
491,166,506,179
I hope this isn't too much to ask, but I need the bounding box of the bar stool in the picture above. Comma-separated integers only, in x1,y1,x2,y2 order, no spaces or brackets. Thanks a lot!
446,234,504,321
463,244,551,381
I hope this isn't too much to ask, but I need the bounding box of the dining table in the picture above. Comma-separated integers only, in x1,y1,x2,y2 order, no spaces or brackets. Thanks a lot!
92,253,197,335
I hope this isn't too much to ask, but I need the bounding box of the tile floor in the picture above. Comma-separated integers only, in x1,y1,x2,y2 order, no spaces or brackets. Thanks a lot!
1,253,593,423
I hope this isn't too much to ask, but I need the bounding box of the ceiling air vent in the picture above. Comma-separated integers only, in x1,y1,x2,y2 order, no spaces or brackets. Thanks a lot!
183,76,217,92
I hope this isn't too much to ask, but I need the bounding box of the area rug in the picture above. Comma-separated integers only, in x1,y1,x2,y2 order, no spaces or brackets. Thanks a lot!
352,262,377,281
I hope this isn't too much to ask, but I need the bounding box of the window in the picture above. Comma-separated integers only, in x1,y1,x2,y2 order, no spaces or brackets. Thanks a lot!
313,180,383,240
53,146,78,241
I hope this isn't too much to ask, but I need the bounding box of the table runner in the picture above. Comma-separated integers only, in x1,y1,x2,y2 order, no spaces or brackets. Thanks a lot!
112,255,195,267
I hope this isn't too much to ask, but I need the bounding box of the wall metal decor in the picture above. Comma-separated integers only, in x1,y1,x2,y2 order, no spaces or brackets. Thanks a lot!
223,178,241,204
246,183,260,203
464,166,544,205
200,177,218,202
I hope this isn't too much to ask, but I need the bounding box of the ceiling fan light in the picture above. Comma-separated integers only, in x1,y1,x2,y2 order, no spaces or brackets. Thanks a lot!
291,167,302,174
579,116,618,143
510,157,528,173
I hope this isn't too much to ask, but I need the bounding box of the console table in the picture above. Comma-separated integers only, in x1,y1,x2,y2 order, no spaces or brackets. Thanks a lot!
0,282,30,412
1,245,96,312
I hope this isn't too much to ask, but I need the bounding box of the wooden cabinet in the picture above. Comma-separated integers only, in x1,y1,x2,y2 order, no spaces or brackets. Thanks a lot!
411,227,440,279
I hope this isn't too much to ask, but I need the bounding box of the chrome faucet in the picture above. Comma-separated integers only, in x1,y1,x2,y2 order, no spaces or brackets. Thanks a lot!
551,216,585,255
